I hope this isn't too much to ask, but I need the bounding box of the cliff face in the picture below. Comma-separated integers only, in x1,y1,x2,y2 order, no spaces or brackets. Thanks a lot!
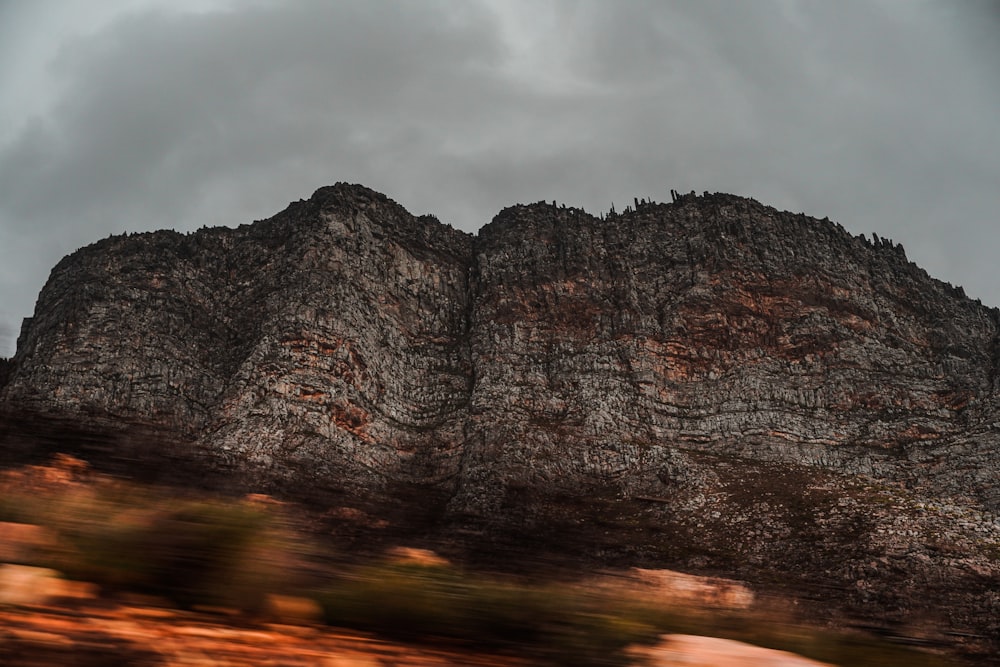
3,185,1000,504
4,184,1000,655
2,185,474,495
460,194,1000,512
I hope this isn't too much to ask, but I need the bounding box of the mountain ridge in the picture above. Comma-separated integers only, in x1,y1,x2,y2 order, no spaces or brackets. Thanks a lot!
3,183,1000,502
3,183,1000,659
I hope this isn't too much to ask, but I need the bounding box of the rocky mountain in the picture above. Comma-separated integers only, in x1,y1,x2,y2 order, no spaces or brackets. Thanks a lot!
3,184,1000,660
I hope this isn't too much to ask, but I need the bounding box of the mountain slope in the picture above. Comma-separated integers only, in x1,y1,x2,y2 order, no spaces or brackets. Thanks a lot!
3,184,1000,659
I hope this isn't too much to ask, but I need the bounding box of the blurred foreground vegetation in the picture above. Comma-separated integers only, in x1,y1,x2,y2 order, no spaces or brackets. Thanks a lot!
0,456,958,666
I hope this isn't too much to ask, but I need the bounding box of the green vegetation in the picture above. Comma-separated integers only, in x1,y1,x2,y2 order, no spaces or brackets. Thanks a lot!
0,466,303,612
314,559,956,667
53,497,286,611
0,456,960,667
316,561,661,665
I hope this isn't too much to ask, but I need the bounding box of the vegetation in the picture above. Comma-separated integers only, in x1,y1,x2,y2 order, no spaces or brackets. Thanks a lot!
0,455,960,667
316,561,661,666
315,558,956,667
0,461,304,612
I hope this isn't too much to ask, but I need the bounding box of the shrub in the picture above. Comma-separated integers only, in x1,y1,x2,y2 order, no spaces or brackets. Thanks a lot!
314,559,958,667
316,561,660,666
53,498,282,611
0,464,304,612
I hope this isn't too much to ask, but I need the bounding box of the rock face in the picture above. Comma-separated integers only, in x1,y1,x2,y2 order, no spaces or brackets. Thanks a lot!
460,194,1000,513
4,184,1000,657
6,185,999,503
3,185,473,497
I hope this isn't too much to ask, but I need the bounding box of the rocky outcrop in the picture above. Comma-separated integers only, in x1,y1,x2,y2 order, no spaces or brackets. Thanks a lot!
4,184,1000,658
2,185,473,497
458,193,1000,512
4,184,1000,506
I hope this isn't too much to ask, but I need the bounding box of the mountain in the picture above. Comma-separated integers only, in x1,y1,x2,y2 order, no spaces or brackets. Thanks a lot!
2,184,1000,659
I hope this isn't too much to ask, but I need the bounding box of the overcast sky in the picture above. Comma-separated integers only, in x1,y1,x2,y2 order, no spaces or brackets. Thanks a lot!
1,0,998,356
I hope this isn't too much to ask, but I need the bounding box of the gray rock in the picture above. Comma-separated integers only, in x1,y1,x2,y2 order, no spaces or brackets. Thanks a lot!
4,184,1000,657
5,183,1000,513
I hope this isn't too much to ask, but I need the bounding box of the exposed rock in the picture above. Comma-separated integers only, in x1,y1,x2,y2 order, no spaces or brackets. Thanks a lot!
630,634,835,667
590,568,754,610
3,184,473,500
5,186,998,505
0,565,96,607
457,194,1000,513
385,547,450,568
3,184,1000,659
264,594,323,625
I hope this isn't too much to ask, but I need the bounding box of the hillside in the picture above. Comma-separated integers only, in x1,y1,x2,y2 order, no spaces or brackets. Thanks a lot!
2,184,999,661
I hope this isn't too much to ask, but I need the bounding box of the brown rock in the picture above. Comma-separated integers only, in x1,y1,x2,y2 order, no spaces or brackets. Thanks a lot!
623,568,754,609
5,186,999,507
0,564,95,606
385,547,450,568
631,634,835,667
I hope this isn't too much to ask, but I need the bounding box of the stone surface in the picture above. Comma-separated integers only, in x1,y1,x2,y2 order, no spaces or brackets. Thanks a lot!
0,565,96,607
0,601,530,667
613,568,755,609
458,194,1000,514
631,634,835,667
264,594,323,625
3,184,1000,659
4,185,999,506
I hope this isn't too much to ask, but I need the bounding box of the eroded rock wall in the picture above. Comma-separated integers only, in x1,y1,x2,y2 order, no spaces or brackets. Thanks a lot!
2,184,473,496
5,184,1000,659
455,194,1000,512
3,186,1000,506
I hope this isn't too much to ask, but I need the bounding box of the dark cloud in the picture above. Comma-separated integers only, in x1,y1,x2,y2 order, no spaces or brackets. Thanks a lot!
0,2,507,228
1,0,999,356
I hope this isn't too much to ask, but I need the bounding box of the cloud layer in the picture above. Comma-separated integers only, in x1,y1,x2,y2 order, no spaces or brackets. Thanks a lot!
1,0,998,356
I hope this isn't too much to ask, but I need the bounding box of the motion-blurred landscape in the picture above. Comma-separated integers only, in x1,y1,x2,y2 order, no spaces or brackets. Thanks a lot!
3,2,1000,665
0,454,962,666
3,186,1000,665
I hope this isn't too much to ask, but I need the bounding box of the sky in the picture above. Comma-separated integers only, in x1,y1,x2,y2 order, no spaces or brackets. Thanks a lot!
0,0,998,357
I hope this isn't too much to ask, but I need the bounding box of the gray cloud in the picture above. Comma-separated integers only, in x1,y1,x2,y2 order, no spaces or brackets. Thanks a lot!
0,321,11,359
1,0,999,357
